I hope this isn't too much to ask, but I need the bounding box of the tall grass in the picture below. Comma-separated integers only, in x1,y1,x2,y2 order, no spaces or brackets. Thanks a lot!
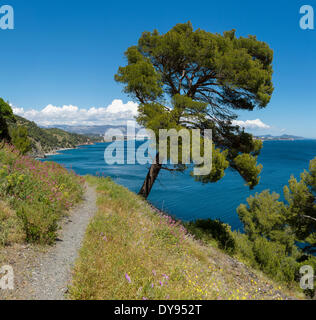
69,176,297,300
0,143,84,245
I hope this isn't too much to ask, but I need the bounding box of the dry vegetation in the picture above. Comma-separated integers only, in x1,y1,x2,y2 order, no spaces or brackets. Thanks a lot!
0,144,84,245
69,176,302,300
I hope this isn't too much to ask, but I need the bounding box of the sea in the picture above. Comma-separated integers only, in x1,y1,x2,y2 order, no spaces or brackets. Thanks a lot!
42,140,316,231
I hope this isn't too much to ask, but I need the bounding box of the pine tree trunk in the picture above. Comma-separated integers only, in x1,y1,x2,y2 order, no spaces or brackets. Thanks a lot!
138,153,162,199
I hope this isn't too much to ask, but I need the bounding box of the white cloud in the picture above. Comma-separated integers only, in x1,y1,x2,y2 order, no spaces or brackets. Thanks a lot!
232,119,270,130
13,102,272,133
13,99,139,126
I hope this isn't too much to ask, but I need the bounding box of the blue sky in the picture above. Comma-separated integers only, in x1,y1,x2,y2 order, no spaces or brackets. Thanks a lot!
1,0,315,137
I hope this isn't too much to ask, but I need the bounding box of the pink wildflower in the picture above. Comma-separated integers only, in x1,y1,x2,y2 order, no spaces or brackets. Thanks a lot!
125,273,131,283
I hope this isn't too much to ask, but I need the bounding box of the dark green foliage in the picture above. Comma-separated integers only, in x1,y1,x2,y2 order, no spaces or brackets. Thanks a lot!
252,237,298,282
0,98,15,142
8,115,99,155
233,153,263,189
186,219,236,254
232,232,256,265
116,22,274,197
187,160,316,290
236,158,316,290
237,190,295,252
10,126,32,155
238,158,316,255
0,144,84,245
17,205,58,244
284,159,316,254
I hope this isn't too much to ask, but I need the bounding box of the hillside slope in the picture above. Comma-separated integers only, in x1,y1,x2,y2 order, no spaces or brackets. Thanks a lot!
9,115,102,157
0,144,84,246
69,176,301,300
0,144,86,299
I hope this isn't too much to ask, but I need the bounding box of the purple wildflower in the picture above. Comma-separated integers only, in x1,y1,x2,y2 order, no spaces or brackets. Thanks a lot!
125,273,131,283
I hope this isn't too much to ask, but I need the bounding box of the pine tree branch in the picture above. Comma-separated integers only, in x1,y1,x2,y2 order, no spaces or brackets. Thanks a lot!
302,214,316,222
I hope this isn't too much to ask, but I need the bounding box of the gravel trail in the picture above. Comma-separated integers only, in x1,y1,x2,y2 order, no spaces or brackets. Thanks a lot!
28,184,97,300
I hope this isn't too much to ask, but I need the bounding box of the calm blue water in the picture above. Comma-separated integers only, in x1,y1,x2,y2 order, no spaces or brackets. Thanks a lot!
42,140,316,231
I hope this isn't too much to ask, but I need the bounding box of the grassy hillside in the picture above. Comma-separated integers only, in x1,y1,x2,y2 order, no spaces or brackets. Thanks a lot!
9,115,102,157
69,176,301,300
0,145,308,300
0,144,84,245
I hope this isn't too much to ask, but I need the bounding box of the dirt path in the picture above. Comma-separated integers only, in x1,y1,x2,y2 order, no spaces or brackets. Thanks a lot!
25,183,97,300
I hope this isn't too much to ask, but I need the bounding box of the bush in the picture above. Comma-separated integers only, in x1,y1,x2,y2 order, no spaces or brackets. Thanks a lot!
17,204,59,244
186,219,236,254
232,232,257,267
0,143,84,245
189,217,303,284
0,201,24,246
0,98,15,141
252,237,297,282
10,126,31,155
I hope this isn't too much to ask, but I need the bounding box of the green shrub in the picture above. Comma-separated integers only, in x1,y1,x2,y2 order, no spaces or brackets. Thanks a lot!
232,232,257,267
252,237,297,282
17,204,59,244
0,201,24,246
0,143,84,245
10,126,32,155
186,219,236,254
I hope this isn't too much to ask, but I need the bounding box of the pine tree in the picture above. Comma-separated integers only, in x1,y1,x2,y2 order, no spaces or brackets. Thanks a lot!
115,22,274,198
10,126,32,155
0,98,15,142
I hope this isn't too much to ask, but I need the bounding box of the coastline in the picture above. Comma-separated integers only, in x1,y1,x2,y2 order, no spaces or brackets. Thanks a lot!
44,147,76,158
35,142,101,159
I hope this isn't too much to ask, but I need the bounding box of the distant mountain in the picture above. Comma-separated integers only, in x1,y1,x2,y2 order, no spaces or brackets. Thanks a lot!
49,126,310,141
9,116,103,157
43,124,127,136
43,124,143,136
255,134,308,141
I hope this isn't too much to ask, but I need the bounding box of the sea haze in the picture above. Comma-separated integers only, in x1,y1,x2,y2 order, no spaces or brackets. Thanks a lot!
42,140,316,231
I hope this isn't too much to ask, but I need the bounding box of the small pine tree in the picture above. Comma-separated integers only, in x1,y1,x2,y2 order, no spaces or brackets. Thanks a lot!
238,158,316,255
0,98,15,142
10,127,32,155
284,158,316,255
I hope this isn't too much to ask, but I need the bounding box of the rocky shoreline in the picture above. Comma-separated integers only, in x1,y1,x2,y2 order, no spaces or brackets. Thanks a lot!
33,142,99,159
